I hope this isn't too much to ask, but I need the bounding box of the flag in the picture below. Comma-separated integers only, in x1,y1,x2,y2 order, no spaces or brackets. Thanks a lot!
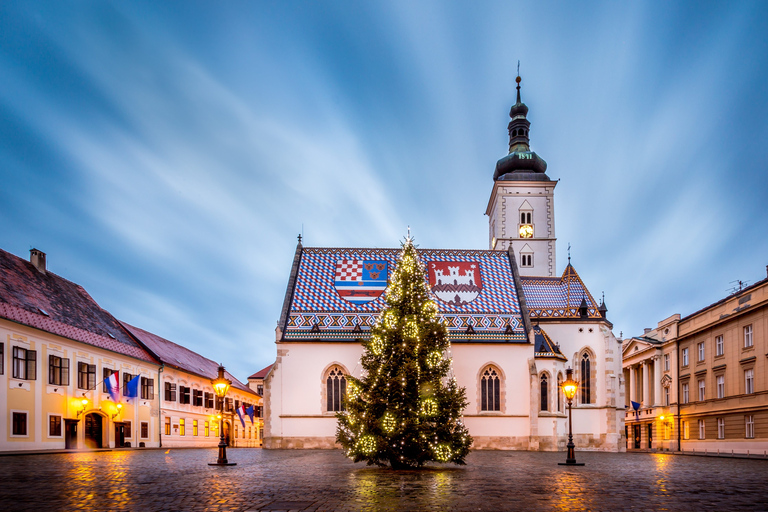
126,375,141,400
631,400,641,420
245,405,255,424
235,404,246,428
106,371,120,403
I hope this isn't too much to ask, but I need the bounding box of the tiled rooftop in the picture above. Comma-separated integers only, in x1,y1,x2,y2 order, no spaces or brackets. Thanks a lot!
520,264,602,319
121,322,255,395
0,248,156,363
284,247,527,342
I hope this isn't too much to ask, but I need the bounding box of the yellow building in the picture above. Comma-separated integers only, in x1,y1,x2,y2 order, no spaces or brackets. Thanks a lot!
623,268,768,454
1,248,160,450
123,323,261,448
1,247,262,451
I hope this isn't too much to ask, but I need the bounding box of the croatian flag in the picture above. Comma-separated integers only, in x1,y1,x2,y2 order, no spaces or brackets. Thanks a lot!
245,405,255,424
106,372,120,403
235,404,247,428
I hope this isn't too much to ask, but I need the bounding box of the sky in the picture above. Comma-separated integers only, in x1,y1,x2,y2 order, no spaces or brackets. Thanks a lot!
1,1,768,382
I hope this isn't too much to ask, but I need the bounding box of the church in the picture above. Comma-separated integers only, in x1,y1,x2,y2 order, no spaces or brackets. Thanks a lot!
263,77,626,452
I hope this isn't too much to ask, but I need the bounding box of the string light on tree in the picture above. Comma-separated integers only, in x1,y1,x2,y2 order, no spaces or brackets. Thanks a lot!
335,233,473,468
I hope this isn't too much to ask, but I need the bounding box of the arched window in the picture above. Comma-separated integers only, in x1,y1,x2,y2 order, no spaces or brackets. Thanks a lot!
481,366,501,411
326,367,347,412
540,374,549,411
557,373,563,412
581,353,592,404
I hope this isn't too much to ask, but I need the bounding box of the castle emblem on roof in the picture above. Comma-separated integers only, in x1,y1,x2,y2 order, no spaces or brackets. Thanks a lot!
428,261,483,305
333,259,388,304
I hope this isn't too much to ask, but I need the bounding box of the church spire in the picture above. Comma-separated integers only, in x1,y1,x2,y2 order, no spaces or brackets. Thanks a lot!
508,75,531,153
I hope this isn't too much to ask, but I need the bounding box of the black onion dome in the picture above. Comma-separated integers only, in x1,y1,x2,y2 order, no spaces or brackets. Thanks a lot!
494,75,551,182
510,101,528,118
494,152,548,180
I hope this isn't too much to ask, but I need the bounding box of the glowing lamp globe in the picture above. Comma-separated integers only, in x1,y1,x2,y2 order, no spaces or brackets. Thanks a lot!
561,367,578,401
212,365,231,398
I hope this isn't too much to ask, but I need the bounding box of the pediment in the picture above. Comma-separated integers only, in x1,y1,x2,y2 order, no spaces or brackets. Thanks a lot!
519,200,533,211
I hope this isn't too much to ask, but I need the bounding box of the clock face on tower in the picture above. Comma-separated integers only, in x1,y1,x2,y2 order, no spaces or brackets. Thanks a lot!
519,224,533,238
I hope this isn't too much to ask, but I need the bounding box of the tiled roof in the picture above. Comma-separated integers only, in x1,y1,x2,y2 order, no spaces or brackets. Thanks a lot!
520,264,602,319
533,325,566,360
248,364,273,380
120,322,256,395
284,247,527,343
0,248,157,363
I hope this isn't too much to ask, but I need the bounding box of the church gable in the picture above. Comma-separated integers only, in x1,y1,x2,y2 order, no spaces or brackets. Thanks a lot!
283,247,526,343
520,264,602,320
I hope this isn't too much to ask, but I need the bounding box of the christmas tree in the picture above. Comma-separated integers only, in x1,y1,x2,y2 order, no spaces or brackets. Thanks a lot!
336,236,473,468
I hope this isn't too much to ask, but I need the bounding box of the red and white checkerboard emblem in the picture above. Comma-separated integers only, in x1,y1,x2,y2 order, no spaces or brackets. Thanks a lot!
335,260,363,281
334,259,388,304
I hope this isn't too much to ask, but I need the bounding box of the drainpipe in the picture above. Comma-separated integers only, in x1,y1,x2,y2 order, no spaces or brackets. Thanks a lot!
158,364,164,448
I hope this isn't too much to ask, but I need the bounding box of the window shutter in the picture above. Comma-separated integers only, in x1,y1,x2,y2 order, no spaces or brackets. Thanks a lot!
27,350,37,381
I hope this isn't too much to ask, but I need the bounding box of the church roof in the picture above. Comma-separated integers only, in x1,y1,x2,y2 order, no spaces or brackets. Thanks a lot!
532,325,567,360
280,246,528,343
520,264,603,320
0,248,157,363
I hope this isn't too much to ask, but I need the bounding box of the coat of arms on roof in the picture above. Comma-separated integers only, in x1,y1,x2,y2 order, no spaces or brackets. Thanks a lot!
428,261,483,305
333,259,388,304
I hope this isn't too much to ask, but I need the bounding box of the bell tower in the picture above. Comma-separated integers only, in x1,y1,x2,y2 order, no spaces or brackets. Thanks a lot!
485,75,557,277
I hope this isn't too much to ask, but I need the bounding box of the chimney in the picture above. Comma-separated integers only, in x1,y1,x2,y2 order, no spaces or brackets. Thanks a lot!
30,249,46,274
765,265,768,278
643,328,651,335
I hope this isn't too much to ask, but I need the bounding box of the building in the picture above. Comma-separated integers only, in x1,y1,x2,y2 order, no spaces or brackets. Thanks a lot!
0,248,160,450
122,323,261,448
263,77,625,451
621,315,679,451
623,269,768,454
0,247,259,451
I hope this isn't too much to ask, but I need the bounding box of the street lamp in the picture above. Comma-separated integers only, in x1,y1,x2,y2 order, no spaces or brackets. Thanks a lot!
559,367,585,466
209,365,236,466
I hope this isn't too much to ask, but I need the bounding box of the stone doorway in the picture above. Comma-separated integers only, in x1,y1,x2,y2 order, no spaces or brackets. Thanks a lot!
85,413,103,448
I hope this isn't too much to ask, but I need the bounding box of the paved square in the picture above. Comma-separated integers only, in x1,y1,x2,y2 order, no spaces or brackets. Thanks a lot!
2,449,768,511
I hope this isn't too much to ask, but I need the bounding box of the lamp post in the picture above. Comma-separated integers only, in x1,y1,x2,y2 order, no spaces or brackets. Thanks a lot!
209,365,236,466
559,367,585,466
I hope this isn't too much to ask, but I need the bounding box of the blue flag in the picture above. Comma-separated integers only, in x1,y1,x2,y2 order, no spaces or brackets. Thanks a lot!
631,400,641,419
126,375,141,399
245,405,255,424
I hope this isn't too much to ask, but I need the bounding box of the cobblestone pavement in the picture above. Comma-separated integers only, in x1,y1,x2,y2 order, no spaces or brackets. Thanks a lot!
2,448,768,511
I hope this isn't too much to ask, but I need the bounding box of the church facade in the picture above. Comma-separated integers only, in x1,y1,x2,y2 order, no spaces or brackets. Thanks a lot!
263,78,626,452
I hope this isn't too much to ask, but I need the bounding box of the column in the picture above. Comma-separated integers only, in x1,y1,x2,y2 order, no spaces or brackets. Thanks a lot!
653,356,662,406
627,367,634,405
642,361,650,407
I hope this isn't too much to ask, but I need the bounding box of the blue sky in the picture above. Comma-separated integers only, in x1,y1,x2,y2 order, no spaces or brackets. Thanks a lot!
2,1,767,381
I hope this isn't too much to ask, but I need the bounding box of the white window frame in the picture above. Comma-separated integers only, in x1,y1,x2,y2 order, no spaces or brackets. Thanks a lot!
664,386,670,406
683,421,689,440
745,368,754,394
717,417,725,439
682,382,689,404
746,415,754,439
48,413,63,438
698,342,705,362
664,354,670,372
716,375,724,399
682,348,689,367
744,325,753,348
698,419,705,439
698,379,705,401
715,335,724,356
10,410,29,438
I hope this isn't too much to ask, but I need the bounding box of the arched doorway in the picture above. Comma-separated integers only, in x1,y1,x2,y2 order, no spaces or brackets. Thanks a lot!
85,413,104,449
